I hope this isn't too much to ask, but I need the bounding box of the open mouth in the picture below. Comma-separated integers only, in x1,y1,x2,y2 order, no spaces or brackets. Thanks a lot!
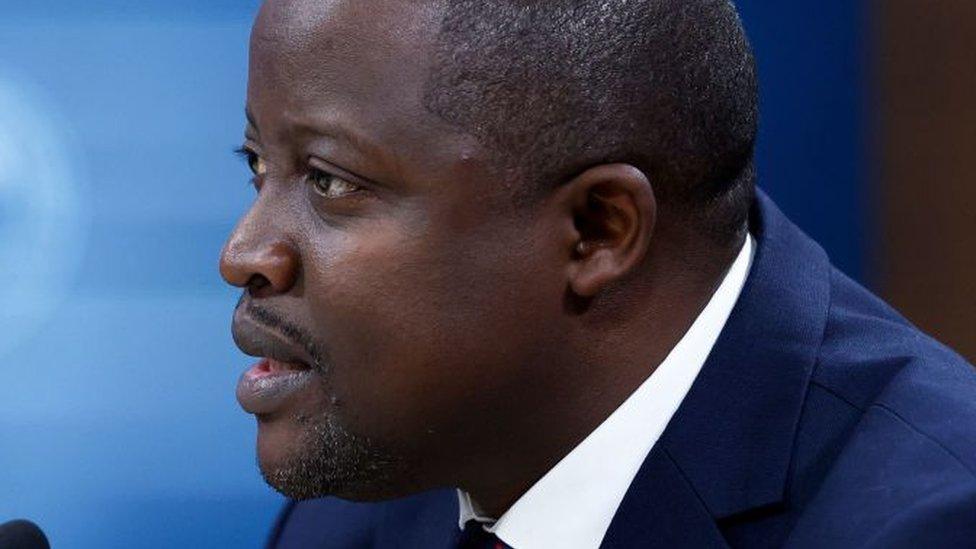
236,357,316,416
231,304,321,416
247,357,312,378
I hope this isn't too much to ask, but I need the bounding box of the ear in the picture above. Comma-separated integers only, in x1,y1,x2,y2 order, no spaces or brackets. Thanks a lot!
556,164,656,298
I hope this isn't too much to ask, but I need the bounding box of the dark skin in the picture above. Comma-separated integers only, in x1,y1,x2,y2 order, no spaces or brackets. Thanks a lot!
220,0,743,517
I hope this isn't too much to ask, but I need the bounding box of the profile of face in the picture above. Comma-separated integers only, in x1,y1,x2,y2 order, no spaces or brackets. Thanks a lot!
220,0,591,501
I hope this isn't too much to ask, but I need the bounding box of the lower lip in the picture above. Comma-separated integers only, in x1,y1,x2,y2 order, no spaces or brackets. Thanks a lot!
236,358,315,415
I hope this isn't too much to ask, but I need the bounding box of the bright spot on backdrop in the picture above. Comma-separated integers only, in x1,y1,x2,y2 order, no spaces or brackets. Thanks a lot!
0,2,278,548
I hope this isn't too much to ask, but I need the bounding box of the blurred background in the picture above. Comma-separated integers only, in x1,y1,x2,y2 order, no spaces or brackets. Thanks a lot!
0,1,972,547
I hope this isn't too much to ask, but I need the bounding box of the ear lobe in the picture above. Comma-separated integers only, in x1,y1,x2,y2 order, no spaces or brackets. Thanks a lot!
564,164,656,298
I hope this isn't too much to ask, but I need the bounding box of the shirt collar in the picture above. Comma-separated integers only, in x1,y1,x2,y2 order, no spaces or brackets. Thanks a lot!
458,234,755,549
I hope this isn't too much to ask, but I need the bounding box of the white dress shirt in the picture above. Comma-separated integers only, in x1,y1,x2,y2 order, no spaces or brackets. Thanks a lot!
458,234,755,549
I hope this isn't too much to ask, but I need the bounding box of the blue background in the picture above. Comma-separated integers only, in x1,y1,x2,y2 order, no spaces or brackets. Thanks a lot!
0,1,866,547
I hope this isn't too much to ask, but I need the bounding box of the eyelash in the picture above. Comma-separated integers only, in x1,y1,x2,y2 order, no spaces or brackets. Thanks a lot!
235,146,260,185
234,146,363,198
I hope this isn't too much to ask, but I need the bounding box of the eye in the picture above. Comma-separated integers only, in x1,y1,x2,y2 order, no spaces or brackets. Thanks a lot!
236,147,267,176
248,154,267,176
309,168,361,199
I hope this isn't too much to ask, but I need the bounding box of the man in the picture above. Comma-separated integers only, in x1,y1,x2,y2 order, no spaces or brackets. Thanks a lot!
218,0,976,547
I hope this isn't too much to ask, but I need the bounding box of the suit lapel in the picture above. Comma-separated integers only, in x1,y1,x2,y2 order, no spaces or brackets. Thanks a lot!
601,447,730,548
603,190,832,545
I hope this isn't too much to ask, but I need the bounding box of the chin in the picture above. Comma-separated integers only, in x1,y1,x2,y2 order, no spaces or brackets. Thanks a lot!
258,455,414,503
253,410,415,502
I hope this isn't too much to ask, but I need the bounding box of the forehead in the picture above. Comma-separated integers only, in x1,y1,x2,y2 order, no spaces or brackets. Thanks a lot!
249,0,444,123
246,0,499,204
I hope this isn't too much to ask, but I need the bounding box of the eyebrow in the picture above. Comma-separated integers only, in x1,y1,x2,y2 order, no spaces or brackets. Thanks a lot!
245,107,260,135
244,106,388,168
293,113,390,166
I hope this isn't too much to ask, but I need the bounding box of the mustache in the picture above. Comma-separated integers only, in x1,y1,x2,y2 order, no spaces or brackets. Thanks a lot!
235,295,326,369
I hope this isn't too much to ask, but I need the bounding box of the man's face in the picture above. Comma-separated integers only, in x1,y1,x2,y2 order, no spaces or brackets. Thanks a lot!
220,0,570,500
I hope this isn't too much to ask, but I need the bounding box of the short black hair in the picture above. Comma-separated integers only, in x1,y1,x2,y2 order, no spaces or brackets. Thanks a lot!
423,0,759,246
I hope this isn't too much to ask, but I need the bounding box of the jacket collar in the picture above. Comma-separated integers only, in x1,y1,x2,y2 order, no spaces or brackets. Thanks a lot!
660,189,830,517
609,189,831,542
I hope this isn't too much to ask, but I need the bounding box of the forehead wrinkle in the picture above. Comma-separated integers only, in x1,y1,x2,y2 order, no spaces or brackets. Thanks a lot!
284,107,389,164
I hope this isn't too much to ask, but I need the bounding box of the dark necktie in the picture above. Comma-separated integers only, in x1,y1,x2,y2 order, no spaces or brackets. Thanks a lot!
456,520,511,549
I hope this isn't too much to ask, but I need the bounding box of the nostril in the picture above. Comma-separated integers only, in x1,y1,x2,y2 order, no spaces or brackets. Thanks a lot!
247,273,272,295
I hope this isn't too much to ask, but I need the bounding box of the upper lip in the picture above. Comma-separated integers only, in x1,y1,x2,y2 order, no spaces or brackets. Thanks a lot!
231,306,314,368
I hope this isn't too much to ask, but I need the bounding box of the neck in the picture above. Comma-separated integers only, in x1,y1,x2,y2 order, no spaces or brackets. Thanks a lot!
457,236,746,518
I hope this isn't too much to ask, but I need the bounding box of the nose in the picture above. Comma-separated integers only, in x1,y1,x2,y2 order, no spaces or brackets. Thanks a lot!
220,218,300,298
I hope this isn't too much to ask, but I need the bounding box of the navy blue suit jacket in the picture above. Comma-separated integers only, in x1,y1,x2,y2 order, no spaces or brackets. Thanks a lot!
268,191,976,548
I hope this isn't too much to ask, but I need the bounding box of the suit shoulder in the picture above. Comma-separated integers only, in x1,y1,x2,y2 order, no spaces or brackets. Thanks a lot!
806,266,976,475
786,266,976,545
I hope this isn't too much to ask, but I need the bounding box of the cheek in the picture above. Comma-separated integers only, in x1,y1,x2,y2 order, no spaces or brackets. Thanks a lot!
300,220,562,442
